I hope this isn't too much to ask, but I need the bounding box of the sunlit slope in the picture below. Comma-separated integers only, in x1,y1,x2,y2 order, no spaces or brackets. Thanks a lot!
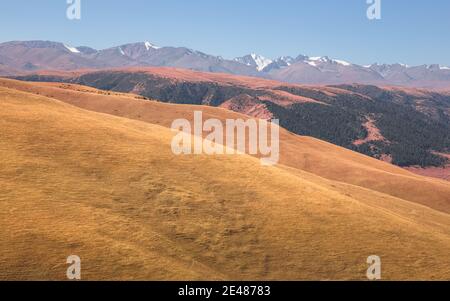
0,87,449,280
1,78,449,213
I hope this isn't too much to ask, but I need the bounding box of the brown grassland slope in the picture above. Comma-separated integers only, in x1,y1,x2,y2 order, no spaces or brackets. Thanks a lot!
0,82,450,280
2,78,450,213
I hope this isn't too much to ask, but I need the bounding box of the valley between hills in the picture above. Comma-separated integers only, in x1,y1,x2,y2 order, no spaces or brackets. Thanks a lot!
0,78,449,280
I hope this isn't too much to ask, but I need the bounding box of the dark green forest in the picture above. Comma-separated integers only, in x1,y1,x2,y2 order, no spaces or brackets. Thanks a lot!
273,85,450,167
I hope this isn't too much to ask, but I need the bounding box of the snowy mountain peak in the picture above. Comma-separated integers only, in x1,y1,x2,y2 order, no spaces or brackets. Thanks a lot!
275,56,295,66
63,44,80,54
144,41,161,50
334,59,351,66
234,53,273,71
304,56,329,67
249,53,273,71
308,56,331,62
304,56,352,67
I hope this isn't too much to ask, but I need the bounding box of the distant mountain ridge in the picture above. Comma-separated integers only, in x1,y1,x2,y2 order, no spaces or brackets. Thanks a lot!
1,40,450,88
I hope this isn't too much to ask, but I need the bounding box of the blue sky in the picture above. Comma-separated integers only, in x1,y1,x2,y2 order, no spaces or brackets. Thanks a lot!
0,0,449,66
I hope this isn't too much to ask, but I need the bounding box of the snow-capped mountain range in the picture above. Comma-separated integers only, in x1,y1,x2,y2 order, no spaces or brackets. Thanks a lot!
234,54,354,72
1,40,450,88
234,53,274,71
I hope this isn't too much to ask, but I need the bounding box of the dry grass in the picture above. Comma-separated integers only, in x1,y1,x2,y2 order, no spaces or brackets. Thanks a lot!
2,78,449,213
0,82,449,280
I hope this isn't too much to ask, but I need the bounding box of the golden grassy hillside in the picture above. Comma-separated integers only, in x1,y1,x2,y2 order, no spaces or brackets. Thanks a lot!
1,78,449,213
0,84,449,280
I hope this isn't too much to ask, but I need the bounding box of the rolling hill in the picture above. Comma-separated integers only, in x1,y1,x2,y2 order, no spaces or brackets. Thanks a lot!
2,78,450,212
0,79,449,280
11,68,450,174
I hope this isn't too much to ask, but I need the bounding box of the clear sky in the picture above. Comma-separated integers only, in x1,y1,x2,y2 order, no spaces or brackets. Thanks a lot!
0,0,449,66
